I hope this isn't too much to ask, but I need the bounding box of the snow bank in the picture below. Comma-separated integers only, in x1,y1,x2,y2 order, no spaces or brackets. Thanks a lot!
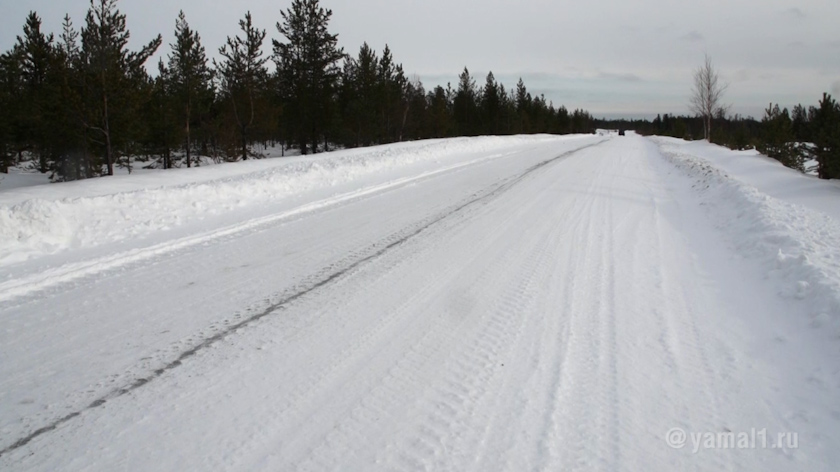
653,137,840,219
0,136,568,265
654,138,840,335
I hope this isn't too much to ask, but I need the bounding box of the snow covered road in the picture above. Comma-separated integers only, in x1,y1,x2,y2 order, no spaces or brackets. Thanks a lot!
1,135,838,471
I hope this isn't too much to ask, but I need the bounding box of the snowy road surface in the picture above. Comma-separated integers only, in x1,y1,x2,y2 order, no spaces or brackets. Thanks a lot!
1,135,839,471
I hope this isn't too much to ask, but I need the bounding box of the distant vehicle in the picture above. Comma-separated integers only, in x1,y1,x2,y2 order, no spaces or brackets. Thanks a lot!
618,129,625,136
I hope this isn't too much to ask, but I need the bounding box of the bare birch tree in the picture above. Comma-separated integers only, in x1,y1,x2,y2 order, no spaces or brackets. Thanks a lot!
690,54,728,142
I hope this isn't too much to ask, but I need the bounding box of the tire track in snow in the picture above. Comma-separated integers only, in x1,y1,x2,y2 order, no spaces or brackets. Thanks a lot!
460,186,588,472
287,161,574,470
241,145,602,469
466,153,599,471
0,141,605,458
376,208,555,471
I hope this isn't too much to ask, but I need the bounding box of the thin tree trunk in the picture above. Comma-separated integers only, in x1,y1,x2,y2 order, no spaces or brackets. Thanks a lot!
185,103,192,168
400,101,410,142
82,133,91,178
103,91,113,176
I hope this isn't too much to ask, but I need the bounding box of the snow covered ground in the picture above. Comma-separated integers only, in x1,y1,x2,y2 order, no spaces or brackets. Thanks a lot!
0,167,50,191
1,134,839,471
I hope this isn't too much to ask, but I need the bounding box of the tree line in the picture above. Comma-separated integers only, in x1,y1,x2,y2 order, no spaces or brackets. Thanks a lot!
0,0,593,181
598,55,839,180
599,92,840,180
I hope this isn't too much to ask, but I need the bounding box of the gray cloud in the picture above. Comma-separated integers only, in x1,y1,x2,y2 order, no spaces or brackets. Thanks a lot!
832,80,840,96
680,31,705,42
783,7,807,19
733,69,752,82
597,72,643,83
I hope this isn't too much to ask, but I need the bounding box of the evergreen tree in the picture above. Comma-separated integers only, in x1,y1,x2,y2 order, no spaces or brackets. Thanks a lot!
274,0,345,154
143,59,180,169
13,12,55,173
571,109,593,134
340,42,379,147
758,104,801,170
427,85,452,138
53,14,102,180
402,75,426,141
453,67,478,136
791,104,809,142
80,0,161,175
392,63,410,142
531,94,550,132
481,72,501,135
497,82,514,134
215,12,268,161
376,45,408,143
168,11,213,168
515,78,531,133
555,105,570,134
377,45,395,142
0,51,22,173
811,93,840,179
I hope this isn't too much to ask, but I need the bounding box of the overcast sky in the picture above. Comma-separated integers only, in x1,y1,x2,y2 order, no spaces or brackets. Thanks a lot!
2,0,839,119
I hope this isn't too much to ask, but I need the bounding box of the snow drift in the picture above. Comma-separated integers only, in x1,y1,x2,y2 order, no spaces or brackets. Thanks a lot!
654,137,840,336
0,136,570,266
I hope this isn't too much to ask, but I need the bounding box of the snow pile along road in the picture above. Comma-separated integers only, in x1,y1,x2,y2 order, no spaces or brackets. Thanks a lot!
653,137,840,219
654,137,840,336
0,135,570,266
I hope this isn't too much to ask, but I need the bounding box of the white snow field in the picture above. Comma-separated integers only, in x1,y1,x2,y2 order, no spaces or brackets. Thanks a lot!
1,134,839,471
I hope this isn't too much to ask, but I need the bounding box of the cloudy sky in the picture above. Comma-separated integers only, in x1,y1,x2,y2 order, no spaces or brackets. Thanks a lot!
2,0,839,119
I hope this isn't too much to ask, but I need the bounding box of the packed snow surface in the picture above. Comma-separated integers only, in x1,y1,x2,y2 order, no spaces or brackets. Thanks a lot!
1,134,839,471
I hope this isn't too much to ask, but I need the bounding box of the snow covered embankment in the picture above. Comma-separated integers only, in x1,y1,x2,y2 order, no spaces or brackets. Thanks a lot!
656,139,840,336
0,136,565,266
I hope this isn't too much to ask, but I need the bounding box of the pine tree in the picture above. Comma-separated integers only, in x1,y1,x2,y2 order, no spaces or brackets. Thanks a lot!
273,0,345,154
169,11,213,168
0,51,22,173
12,12,55,173
571,109,593,134
80,0,161,175
515,78,531,133
142,59,180,169
340,42,379,147
498,82,513,135
427,85,452,138
215,12,268,161
376,45,408,143
791,104,809,142
453,67,477,136
49,14,88,180
531,94,549,133
481,72,500,135
811,93,840,179
555,105,570,134
402,75,426,141
758,104,801,170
